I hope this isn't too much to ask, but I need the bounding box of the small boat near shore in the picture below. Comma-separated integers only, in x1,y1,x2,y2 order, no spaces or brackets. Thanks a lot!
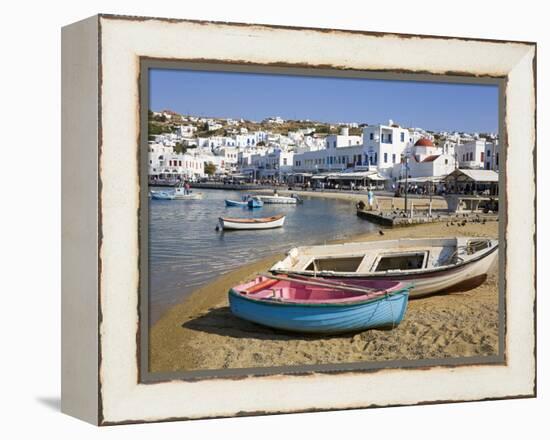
225,199,248,207
258,194,298,204
150,190,175,200
228,274,409,333
150,185,203,200
270,237,498,297
219,214,285,230
173,185,203,200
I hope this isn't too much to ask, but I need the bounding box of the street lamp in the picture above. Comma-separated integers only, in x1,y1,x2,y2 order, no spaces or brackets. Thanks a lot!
401,153,409,214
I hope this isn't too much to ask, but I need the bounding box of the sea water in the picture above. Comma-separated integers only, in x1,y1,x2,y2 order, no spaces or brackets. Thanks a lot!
149,189,377,322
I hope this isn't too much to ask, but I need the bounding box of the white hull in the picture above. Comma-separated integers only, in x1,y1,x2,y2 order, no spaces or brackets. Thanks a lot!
219,215,285,230
173,192,203,200
258,195,297,204
270,237,498,297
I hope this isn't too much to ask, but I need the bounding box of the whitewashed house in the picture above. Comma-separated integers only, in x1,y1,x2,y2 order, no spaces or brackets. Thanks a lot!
406,138,456,178
176,124,197,137
483,140,500,171
456,139,498,170
149,151,205,181
361,123,412,176
292,123,411,179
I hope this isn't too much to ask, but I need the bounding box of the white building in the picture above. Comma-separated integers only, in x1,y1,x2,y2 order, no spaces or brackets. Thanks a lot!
215,146,240,171
176,124,197,137
456,139,498,170
241,148,294,181
406,138,456,178
292,123,411,179
484,141,500,171
361,124,412,176
325,127,362,148
263,116,285,124
148,151,205,180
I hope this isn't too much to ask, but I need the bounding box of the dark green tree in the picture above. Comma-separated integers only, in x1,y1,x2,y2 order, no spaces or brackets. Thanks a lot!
204,162,217,176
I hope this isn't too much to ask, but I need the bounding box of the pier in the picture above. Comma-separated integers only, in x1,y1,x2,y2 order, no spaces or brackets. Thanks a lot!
357,208,498,227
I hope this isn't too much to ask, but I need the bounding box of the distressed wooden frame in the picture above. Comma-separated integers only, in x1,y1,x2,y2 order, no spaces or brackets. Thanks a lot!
61,14,536,425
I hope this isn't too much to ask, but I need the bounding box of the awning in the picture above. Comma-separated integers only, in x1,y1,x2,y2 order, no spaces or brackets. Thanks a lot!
397,176,445,183
327,172,386,181
444,169,499,183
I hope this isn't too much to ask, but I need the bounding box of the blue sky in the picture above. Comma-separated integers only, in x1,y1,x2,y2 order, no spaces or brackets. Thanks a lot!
149,69,499,133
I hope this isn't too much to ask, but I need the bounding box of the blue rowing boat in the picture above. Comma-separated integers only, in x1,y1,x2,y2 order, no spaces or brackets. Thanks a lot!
228,275,409,334
225,199,248,207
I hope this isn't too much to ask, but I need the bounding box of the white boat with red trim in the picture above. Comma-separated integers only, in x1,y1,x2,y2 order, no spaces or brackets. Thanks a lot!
270,237,498,297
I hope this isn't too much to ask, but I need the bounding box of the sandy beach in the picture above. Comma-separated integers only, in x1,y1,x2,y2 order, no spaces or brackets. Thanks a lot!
150,218,499,373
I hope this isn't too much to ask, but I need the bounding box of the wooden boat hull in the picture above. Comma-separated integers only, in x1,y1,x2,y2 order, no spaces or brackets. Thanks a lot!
270,237,498,297
219,215,285,230
258,195,297,204
228,284,408,334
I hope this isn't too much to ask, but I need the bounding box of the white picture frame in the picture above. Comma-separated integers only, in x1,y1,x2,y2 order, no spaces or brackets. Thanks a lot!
61,14,536,425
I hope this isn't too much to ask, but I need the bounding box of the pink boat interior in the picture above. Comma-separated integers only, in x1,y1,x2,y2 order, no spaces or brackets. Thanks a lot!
233,276,405,304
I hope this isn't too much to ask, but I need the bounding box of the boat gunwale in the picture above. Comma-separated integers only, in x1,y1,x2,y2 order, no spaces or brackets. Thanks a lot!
220,214,285,224
228,286,410,308
271,240,498,279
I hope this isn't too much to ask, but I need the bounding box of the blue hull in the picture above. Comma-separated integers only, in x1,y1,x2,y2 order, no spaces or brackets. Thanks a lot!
225,199,247,207
151,192,174,200
247,200,264,208
228,289,409,334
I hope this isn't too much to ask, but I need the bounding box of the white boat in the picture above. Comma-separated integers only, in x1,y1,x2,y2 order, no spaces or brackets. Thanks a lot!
173,186,203,200
150,190,175,200
270,237,498,297
219,214,286,230
258,194,298,204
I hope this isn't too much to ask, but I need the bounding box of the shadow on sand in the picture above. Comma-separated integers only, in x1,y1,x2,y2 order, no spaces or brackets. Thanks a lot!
182,275,490,341
182,306,393,341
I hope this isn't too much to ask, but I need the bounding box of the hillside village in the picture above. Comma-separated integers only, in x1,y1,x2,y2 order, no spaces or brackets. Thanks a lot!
148,109,499,190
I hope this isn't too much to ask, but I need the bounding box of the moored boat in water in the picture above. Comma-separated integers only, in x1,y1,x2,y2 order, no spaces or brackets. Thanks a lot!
270,237,498,297
228,274,409,333
150,190,175,200
258,194,298,204
247,197,264,208
225,199,248,207
219,214,285,230
172,185,203,200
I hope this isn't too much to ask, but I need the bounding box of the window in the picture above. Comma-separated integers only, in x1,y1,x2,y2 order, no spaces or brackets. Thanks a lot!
283,158,287,165
487,150,491,158
480,152,485,162
496,153,499,166
374,152,378,164
445,159,448,165
388,134,392,143
400,132,405,142
370,133,374,140
392,154,396,164
333,141,337,148
384,152,388,163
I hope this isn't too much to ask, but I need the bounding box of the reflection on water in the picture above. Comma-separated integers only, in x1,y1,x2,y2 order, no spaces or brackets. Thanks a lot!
149,189,377,322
